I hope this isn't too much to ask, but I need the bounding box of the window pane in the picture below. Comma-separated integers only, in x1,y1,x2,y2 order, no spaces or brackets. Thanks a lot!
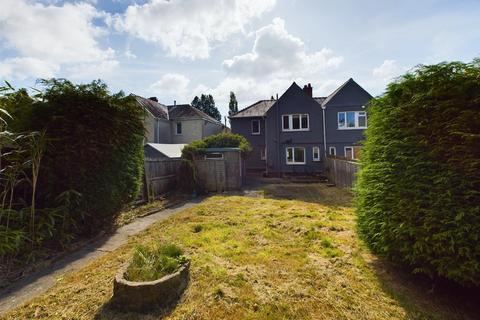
283,115,289,129
294,148,305,163
176,122,182,134
292,115,300,129
347,112,355,127
358,114,366,127
286,148,293,162
301,115,308,129
313,147,319,160
252,120,259,133
338,112,345,128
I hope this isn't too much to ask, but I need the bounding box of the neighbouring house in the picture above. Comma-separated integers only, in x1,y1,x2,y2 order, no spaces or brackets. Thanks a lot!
134,95,227,146
230,78,372,175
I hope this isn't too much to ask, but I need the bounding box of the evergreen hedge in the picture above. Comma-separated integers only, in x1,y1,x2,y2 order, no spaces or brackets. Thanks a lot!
356,59,480,286
9,79,145,235
181,132,251,160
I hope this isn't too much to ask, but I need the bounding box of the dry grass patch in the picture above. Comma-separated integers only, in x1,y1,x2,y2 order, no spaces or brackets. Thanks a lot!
2,184,476,320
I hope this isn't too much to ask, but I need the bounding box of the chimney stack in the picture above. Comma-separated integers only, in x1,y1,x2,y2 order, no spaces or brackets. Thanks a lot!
149,96,158,102
303,83,313,97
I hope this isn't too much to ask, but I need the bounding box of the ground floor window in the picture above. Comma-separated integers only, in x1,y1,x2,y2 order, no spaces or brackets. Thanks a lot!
312,146,320,161
329,146,336,156
205,152,223,160
286,147,305,165
260,147,266,160
345,147,353,159
344,146,362,160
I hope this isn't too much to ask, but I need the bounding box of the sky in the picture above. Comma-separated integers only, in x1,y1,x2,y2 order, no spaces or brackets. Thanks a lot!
0,0,479,119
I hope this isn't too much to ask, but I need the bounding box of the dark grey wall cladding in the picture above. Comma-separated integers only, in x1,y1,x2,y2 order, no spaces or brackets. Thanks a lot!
231,117,266,170
265,83,324,173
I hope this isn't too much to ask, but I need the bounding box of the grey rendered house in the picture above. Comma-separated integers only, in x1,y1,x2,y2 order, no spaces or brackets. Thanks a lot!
230,78,372,174
134,95,226,145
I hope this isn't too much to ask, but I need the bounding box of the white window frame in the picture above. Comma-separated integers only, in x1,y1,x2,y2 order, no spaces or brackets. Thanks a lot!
286,147,306,165
260,147,266,160
329,146,336,156
175,121,182,135
312,146,320,161
337,111,367,130
204,152,223,160
251,119,260,135
282,114,309,132
344,146,354,160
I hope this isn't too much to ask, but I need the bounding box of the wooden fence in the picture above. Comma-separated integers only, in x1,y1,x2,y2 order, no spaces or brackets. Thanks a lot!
143,159,182,200
324,155,360,188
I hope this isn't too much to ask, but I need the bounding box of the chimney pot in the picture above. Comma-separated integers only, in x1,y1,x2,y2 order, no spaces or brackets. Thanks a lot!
303,83,313,97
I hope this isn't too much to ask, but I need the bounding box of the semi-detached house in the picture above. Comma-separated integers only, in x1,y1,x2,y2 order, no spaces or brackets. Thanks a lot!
230,78,372,174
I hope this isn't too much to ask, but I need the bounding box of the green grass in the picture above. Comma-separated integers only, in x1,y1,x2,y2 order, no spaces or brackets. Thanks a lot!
124,244,187,282
2,183,477,320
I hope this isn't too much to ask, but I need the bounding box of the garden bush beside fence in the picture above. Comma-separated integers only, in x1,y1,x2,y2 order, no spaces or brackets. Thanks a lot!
356,59,480,286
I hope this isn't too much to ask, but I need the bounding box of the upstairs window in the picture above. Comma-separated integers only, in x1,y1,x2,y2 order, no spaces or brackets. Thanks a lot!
282,114,309,131
338,111,367,129
176,122,182,135
251,120,260,135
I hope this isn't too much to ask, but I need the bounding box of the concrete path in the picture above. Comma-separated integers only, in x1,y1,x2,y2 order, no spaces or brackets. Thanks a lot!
0,199,202,315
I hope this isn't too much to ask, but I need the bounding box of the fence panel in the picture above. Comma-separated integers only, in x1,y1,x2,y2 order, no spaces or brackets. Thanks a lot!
324,156,360,188
143,159,182,200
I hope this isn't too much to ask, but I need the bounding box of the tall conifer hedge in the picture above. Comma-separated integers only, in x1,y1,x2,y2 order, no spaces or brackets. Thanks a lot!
356,59,480,285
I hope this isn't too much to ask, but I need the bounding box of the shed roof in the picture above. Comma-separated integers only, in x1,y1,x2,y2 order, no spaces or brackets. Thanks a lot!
145,143,186,158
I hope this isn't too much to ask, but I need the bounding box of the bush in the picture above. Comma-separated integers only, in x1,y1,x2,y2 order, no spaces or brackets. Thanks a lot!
2,79,144,239
125,243,187,282
356,59,480,285
181,132,251,160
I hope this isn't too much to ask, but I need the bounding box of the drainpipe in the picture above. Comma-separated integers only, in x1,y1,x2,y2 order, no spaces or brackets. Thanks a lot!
322,105,327,156
264,115,268,176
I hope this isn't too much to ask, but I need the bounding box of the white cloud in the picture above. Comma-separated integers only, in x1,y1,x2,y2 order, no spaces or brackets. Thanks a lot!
150,73,190,101
223,18,343,79
372,59,403,80
0,0,115,79
0,57,59,80
113,0,276,59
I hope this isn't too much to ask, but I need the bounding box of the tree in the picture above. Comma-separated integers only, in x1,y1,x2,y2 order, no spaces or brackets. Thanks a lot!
356,59,480,286
228,91,238,116
191,94,221,121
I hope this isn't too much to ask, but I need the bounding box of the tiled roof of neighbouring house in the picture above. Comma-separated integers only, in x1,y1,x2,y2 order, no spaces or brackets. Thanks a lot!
167,104,222,124
230,100,276,118
134,95,169,120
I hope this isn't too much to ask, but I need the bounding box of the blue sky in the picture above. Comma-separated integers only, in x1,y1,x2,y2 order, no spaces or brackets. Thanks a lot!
1,0,479,118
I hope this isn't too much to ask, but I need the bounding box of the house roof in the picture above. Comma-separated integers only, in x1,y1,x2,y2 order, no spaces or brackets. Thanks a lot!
167,104,222,124
229,99,276,118
134,95,169,120
145,143,186,158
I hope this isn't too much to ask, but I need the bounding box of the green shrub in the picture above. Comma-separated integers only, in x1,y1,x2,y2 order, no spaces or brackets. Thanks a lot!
177,159,199,193
3,79,144,237
181,132,251,160
125,244,187,282
356,59,480,285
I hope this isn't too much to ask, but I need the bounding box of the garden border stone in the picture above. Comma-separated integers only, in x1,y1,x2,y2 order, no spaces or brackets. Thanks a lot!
112,261,189,312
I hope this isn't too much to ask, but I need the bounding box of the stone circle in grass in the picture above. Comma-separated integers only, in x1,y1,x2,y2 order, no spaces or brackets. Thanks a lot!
112,244,189,312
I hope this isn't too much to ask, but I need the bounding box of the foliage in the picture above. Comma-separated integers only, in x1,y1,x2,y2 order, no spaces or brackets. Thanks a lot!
181,132,251,160
0,79,144,259
228,91,238,116
124,243,187,282
356,59,480,286
191,94,221,121
177,159,199,193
